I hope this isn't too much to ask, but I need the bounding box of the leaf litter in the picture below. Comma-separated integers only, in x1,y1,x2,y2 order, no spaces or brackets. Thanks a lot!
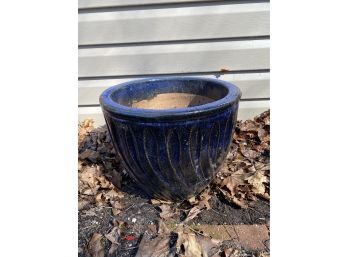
78,110,270,256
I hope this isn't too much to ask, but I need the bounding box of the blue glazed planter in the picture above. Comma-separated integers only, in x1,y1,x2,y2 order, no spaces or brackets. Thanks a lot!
100,77,241,201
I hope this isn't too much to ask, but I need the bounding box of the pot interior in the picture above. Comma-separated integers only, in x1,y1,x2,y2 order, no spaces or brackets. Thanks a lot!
110,78,229,110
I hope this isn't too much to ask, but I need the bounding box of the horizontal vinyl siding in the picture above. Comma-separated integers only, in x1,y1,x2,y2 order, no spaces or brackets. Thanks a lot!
78,0,270,122
79,40,269,77
79,3,269,45
79,0,221,9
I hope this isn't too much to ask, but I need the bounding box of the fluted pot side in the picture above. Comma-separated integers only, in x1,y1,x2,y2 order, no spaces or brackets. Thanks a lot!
103,103,238,200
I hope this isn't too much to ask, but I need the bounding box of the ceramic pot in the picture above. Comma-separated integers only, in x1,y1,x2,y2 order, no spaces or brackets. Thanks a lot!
100,77,241,201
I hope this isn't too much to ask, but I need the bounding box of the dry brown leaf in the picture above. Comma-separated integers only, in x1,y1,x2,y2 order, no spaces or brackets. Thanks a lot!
188,196,198,205
105,226,120,244
105,226,120,254
79,149,100,163
108,244,118,256
219,188,248,209
224,248,240,257
177,232,203,257
196,236,221,257
239,120,259,132
151,199,172,205
135,235,176,257
231,197,248,209
148,224,157,234
198,190,212,210
78,160,83,171
258,252,270,257
78,119,94,144
78,199,89,210
246,171,268,195
254,110,270,125
240,145,260,159
95,193,106,206
257,128,270,142
185,206,202,222
97,175,113,189
88,233,104,257
176,226,221,257
111,200,123,215
158,220,170,234
78,166,102,196
221,177,240,196
105,188,124,199
159,204,175,220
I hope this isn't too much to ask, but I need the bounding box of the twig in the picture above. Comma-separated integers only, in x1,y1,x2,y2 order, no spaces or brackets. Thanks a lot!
222,224,236,240
232,224,240,242
248,207,263,215
182,224,206,237
247,209,253,223
120,246,139,250
211,208,227,216
123,204,135,212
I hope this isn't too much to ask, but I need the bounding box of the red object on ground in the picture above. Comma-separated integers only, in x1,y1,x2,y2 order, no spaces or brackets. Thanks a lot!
125,235,136,241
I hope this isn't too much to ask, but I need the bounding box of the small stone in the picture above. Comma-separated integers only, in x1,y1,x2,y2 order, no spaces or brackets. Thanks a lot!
132,218,137,223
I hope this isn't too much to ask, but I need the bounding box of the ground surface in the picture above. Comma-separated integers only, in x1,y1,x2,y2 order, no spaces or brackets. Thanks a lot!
78,110,270,257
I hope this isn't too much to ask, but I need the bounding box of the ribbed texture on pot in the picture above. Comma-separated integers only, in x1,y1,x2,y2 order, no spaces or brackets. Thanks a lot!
103,105,238,201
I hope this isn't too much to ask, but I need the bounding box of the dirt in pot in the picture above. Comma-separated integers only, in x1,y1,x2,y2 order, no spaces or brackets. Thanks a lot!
131,93,214,110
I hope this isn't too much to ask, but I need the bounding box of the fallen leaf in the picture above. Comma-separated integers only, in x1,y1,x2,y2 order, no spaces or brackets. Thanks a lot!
79,149,100,163
196,236,221,257
239,120,259,132
95,193,106,206
151,199,172,205
78,199,89,210
135,235,175,257
158,220,170,234
185,206,202,222
258,252,270,257
110,200,123,215
198,189,212,210
176,226,221,257
246,171,268,195
105,226,120,255
109,244,118,255
105,188,124,199
148,223,157,234
78,166,102,195
224,248,240,257
257,128,270,142
97,175,112,189
219,188,248,209
78,119,94,144
188,196,198,205
88,233,104,257
221,177,240,196
240,145,260,159
159,205,175,220
231,196,248,209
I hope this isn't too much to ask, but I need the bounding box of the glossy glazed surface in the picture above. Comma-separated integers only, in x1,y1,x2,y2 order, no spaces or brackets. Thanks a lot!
100,77,241,200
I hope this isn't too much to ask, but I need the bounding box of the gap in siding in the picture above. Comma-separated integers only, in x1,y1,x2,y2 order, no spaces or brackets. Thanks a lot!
78,0,270,13
78,36,270,49
78,69,270,80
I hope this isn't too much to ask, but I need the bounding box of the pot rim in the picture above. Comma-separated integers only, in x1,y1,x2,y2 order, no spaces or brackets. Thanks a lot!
99,76,241,121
